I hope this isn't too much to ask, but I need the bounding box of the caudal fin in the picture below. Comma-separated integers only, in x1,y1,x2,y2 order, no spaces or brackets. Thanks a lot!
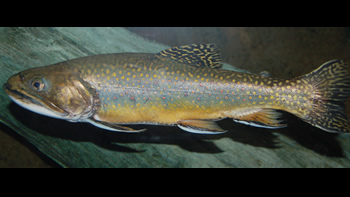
299,60,350,133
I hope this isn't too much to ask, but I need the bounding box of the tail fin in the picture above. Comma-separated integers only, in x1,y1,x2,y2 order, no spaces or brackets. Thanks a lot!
299,60,350,133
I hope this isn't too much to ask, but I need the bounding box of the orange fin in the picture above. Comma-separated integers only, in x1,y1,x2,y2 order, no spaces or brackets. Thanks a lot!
177,119,227,134
233,109,287,129
85,118,146,133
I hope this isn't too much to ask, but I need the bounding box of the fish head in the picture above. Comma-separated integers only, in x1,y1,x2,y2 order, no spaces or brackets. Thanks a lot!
4,64,97,121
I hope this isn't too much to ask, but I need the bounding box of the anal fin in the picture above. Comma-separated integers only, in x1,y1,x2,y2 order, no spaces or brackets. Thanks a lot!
233,109,287,129
85,118,146,133
177,119,227,134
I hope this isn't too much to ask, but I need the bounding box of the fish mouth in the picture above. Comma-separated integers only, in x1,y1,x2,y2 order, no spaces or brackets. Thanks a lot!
3,82,69,118
4,83,37,104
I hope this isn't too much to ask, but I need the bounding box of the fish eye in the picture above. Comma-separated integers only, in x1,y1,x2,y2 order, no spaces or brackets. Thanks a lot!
31,78,45,91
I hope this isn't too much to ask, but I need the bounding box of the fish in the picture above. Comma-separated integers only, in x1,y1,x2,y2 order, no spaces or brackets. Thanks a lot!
4,44,350,134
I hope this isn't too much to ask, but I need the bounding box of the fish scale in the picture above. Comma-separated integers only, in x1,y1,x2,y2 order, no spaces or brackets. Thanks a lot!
76,53,312,127
4,44,350,134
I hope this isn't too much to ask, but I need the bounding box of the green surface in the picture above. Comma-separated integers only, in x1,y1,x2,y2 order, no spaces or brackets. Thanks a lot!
1,27,350,167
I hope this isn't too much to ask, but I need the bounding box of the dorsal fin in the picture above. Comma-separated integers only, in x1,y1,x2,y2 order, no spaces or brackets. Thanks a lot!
157,44,223,69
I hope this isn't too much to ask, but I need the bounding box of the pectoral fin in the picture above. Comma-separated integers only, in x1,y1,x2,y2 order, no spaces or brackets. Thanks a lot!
177,119,227,134
85,118,146,133
233,109,287,129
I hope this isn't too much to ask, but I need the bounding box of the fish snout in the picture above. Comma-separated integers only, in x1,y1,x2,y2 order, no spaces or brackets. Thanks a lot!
3,82,11,90
3,83,14,95
4,73,21,90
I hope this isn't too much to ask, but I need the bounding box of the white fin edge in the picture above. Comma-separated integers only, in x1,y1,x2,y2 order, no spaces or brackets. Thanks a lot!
233,119,287,129
84,119,146,132
177,124,227,134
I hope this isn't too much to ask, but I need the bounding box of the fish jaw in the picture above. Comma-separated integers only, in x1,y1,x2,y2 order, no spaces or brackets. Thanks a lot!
5,87,69,119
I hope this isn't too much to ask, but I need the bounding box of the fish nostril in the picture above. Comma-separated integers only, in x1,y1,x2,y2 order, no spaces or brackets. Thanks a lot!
18,73,25,81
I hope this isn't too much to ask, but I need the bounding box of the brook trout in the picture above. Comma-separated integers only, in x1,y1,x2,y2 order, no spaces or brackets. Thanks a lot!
4,44,350,134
